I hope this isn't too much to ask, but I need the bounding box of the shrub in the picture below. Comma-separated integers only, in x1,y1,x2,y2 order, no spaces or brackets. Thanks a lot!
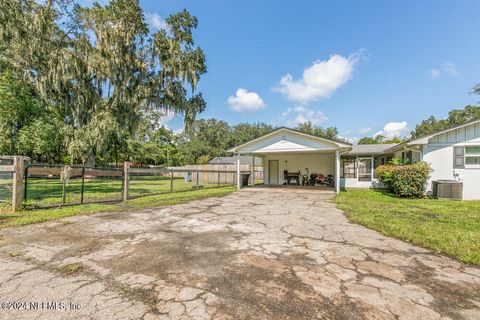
375,164,396,191
376,161,431,198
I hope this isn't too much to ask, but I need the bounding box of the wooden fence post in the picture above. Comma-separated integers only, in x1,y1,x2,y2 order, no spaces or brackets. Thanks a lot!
123,162,130,201
170,171,174,193
80,165,86,204
12,156,25,211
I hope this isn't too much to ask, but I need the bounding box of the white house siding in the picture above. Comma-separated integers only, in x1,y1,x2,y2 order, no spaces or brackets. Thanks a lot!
429,122,480,144
422,122,480,200
263,153,335,185
340,178,380,188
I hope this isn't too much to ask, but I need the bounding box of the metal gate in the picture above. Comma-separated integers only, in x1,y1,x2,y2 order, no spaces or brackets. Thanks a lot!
24,164,124,209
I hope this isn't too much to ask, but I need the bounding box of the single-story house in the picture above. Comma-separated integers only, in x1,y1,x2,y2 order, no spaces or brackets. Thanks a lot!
227,119,480,200
209,156,262,166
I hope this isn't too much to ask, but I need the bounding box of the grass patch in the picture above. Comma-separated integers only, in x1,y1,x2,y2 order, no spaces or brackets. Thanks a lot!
335,189,480,266
58,263,83,275
0,186,236,229
21,175,233,208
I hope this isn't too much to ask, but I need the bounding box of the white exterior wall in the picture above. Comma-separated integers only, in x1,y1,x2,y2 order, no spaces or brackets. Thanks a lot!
341,178,382,188
422,121,480,200
263,153,335,185
423,144,480,200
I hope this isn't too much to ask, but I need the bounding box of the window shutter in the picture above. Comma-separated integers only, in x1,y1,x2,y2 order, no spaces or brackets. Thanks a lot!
453,147,464,168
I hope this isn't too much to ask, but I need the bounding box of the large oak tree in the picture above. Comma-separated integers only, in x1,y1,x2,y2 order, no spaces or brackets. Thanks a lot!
0,0,206,164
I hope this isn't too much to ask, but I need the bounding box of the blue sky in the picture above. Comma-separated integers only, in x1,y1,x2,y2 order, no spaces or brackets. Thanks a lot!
90,1,480,142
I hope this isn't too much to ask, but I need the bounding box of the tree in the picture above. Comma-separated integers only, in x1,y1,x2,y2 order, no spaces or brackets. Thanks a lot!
295,121,342,140
227,122,273,148
17,116,65,163
176,119,274,164
411,105,480,138
179,119,230,164
0,0,206,164
358,135,405,145
0,71,42,155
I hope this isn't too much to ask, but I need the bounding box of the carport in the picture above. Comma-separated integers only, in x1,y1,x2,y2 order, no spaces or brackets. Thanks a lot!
227,127,352,193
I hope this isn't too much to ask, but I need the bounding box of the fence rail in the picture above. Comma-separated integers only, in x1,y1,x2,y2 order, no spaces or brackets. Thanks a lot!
0,157,264,211
14,161,259,210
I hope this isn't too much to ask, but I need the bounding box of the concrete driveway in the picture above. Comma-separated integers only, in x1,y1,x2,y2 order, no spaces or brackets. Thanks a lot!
0,188,479,319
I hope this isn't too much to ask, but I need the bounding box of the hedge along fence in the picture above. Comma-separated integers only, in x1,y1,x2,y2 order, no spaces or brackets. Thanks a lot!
375,161,431,198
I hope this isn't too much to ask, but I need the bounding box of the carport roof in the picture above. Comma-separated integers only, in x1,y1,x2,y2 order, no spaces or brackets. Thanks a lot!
228,127,352,154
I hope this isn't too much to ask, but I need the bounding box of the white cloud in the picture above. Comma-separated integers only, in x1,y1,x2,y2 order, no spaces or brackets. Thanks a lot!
158,110,176,124
227,88,266,112
375,121,409,139
338,135,359,144
278,105,327,127
427,61,458,80
173,128,184,136
358,127,371,134
145,12,170,31
273,50,364,103
441,61,458,76
427,69,440,80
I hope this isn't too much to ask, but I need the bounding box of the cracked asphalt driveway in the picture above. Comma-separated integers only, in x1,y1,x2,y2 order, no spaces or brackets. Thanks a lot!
0,187,479,319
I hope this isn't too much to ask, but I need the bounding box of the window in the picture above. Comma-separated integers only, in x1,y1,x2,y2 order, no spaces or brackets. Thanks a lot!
340,158,356,178
453,147,464,168
465,147,480,165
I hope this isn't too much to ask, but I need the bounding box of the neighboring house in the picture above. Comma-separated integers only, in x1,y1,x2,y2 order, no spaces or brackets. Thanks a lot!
208,156,262,166
227,120,480,200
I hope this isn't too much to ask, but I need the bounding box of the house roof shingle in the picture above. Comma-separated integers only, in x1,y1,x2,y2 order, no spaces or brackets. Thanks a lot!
346,144,399,155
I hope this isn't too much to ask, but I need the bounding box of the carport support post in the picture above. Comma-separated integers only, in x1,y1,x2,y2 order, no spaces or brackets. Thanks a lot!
12,156,25,211
236,153,241,190
335,150,340,194
251,156,255,187
123,161,130,202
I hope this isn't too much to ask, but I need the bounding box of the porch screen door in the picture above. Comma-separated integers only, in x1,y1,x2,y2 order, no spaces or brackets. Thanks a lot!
358,158,373,181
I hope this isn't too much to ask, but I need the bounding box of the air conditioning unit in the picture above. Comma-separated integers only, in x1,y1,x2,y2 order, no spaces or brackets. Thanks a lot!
432,180,463,200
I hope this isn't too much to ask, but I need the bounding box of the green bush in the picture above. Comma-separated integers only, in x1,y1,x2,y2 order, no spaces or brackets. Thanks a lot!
375,161,431,198
375,164,395,191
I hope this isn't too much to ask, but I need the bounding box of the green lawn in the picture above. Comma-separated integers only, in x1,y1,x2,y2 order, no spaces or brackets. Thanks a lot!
22,175,232,208
335,189,480,266
0,185,236,229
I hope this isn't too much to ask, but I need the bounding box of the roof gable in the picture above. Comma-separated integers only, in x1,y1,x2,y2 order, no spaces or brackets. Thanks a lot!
228,127,351,154
410,119,480,144
385,119,480,153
